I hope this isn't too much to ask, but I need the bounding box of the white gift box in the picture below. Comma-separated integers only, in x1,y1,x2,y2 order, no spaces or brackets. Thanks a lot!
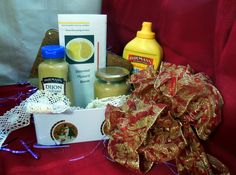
33,108,106,145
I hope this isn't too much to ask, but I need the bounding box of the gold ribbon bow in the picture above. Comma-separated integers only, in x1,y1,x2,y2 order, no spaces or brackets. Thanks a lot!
104,62,229,175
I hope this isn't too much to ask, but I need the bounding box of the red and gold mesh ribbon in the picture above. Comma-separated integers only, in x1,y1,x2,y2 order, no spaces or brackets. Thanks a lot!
104,62,229,174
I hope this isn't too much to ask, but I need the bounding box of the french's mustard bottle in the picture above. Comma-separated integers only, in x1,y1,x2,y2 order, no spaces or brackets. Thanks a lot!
123,22,163,73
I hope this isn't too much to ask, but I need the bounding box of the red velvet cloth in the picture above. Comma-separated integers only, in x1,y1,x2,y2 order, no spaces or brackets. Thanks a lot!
103,0,236,174
1,0,236,174
0,83,37,115
0,125,175,175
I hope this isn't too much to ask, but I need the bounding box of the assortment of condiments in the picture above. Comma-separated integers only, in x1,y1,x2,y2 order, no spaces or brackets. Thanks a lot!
38,21,163,107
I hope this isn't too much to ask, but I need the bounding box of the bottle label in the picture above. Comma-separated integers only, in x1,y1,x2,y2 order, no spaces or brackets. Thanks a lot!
41,77,66,94
128,54,154,73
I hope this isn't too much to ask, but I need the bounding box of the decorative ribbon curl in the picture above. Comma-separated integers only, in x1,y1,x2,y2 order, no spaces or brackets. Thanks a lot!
104,62,229,174
0,139,39,159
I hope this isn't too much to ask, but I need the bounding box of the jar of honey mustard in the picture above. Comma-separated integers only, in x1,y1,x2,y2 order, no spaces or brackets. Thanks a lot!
38,45,69,95
94,67,130,99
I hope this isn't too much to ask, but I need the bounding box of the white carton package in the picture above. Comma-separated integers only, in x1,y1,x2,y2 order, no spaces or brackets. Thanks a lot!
33,108,106,145
58,14,107,108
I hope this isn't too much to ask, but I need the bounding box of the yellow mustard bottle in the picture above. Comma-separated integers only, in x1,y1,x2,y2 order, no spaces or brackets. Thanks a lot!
123,22,163,73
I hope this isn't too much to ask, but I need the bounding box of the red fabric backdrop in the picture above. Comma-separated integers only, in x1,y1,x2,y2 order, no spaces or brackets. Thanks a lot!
103,0,236,174
0,0,235,174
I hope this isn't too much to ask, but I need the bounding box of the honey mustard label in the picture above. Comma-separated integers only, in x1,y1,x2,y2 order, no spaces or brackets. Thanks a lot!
41,77,66,94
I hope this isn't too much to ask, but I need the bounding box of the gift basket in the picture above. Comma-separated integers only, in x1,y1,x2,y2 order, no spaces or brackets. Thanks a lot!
0,0,235,175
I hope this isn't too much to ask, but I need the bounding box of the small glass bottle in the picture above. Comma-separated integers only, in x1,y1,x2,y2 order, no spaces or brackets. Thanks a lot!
94,66,130,99
38,45,69,95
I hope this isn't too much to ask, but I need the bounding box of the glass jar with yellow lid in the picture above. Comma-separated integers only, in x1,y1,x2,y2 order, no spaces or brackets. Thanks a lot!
94,66,130,99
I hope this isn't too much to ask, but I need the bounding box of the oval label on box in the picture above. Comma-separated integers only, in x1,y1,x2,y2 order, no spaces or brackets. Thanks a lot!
100,120,105,135
50,120,78,144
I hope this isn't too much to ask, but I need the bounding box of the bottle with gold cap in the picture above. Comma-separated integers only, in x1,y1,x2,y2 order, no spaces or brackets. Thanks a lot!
123,22,163,73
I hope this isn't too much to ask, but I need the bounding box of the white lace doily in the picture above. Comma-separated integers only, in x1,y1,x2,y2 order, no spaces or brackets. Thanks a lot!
0,100,30,147
0,90,71,147
26,90,71,114
86,95,128,109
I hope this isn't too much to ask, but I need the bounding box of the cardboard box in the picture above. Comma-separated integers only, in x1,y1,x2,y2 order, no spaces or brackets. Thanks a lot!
33,108,106,145
58,14,107,108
